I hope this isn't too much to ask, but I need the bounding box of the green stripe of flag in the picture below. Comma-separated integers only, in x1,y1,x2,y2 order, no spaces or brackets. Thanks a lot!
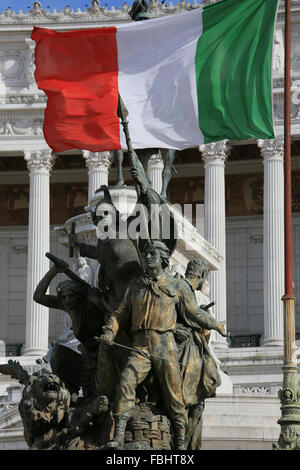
195,0,278,143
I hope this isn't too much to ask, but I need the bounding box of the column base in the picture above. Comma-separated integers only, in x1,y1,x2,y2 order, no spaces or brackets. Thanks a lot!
22,347,49,357
261,338,284,348
211,340,229,351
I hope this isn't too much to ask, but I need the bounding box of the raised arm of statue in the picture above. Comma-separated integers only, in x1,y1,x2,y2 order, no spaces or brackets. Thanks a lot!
33,264,64,310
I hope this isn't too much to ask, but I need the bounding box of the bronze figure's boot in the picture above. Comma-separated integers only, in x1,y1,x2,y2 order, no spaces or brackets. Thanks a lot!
173,426,186,450
106,411,130,449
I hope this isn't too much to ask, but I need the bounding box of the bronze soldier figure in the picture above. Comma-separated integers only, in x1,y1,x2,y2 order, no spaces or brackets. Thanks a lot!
99,240,228,450
33,254,106,397
175,258,224,449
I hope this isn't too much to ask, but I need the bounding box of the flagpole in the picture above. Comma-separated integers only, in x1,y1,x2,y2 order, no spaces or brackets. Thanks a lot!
275,0,300,450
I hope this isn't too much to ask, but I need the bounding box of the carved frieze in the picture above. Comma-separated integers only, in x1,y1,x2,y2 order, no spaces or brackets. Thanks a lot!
0,94,45,105
241,386,271,395
0,39,41,91
273,91,300,123
0,118,43,136
0,49,28,88
273,28,284,75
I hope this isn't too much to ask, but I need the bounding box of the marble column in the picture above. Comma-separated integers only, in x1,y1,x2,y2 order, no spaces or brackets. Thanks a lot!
147,152,164,194
258,138,284,347
23,150,55,356
200,140,231,349
83,151,112,201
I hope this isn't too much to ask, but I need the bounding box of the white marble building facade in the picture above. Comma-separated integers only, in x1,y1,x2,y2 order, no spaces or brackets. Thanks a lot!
0,0,300,450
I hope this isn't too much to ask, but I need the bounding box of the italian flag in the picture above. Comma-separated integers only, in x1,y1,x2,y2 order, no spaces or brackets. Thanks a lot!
31,0,278,153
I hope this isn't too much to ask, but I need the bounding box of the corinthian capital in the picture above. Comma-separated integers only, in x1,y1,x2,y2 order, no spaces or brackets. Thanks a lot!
82,150,112,170
257,138,284,162
199,140,232,165
148,152,164,167
24,149,55,172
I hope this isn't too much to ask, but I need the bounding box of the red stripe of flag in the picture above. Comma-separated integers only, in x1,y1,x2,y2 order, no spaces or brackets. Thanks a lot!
31,26,120,152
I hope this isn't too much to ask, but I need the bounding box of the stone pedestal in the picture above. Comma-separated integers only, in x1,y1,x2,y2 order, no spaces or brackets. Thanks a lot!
23,150,55,356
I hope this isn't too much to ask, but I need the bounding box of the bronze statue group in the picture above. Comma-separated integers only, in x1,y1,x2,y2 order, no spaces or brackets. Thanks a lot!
32,155,229,450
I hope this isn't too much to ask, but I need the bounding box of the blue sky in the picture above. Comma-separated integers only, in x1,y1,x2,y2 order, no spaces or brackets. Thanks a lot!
0,0,200,14
0,0,134,12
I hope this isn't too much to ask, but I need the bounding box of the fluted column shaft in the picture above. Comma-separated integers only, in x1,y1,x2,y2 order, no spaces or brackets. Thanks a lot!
200,141,231,349
258,138,284,347
83,151,111,201
23,150,55,356
147,153,164,194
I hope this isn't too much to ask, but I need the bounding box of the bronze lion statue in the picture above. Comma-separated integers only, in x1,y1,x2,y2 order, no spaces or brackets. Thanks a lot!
0,360,110,450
